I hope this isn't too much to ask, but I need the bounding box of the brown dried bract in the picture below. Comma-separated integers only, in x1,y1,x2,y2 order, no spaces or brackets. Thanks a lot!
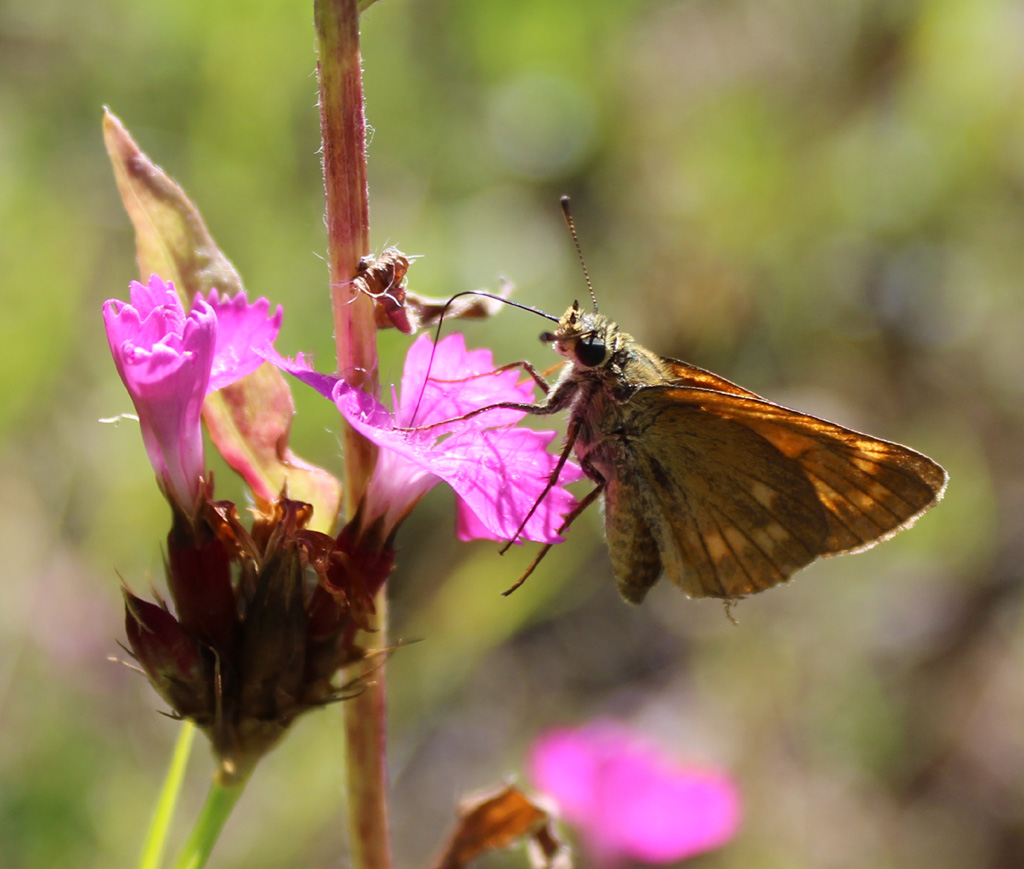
355,248,413,332
430,783,571,869
356,247,511,334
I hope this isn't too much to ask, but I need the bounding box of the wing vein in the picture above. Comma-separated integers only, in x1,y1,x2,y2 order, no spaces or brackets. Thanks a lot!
675,484,721,598
707,503,780,590
801,467,887,537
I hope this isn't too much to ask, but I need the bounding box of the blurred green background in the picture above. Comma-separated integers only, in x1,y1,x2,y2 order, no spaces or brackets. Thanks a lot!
1,0,1021,866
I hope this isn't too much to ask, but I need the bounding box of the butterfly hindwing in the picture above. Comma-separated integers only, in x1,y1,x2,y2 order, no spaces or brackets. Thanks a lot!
603,475,663,604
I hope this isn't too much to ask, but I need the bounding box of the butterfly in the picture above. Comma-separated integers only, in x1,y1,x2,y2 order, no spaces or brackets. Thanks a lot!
423,199,948,604
503,298,947,604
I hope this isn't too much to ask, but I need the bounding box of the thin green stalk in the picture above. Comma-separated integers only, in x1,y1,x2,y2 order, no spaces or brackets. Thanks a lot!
138,721,196,869
171,766,253,869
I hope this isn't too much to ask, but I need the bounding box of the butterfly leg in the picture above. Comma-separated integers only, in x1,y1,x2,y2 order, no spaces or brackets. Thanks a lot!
502,483,604,597
397,370,580,433
488,360,554,394
498,417,582,555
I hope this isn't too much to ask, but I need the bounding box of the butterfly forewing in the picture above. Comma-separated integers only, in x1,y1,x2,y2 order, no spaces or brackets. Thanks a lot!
664,385,948,556
660,358,764,400
615,391,832,599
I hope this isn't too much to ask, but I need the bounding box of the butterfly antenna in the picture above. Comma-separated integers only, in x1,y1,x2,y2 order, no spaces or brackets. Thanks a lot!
560,196,599,312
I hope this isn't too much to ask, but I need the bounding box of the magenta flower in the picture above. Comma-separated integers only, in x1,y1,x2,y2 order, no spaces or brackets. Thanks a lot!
529,723,741,867
104,275,282,514
272,333,582,542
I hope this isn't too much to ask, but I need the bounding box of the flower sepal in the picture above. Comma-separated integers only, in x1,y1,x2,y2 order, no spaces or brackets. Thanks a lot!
166,501,238,661
123,589,212,723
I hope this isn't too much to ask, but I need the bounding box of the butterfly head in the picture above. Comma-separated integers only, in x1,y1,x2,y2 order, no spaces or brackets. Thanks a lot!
540,300,618,370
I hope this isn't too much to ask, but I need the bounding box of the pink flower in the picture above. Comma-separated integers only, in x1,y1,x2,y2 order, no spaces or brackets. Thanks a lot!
273,333,582,542
529,723,741,867
104,275,282,513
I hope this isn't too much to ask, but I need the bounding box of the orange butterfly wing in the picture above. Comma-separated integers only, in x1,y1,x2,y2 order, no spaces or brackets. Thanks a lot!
600,360,946,601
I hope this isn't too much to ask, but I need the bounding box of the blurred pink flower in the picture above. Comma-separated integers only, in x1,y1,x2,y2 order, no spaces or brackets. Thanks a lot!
104,275,282,513
273,333,582,541
529,723,741,867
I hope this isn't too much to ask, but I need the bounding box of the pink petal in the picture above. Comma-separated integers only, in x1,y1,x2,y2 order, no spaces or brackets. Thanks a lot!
441,427,580,542
268,333,582,542
396,334,583,540
203,289,283,392
333,334,582,541
125,274,187,345
335,386,571,541
260,346,337,399
530,724,741,865
397,333,535,430
104,277,288,512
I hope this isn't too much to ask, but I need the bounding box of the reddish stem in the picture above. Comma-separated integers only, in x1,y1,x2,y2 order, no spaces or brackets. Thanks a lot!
315,2,390,868
317,0,378,513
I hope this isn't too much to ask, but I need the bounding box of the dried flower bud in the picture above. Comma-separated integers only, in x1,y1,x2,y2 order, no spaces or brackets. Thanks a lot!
122,494,385,778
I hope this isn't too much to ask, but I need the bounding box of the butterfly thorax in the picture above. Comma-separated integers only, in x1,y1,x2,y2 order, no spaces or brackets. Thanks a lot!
543,305,677,485
550,306,675,403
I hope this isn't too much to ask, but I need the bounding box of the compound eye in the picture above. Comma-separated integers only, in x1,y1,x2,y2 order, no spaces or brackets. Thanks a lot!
574,335,606,367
